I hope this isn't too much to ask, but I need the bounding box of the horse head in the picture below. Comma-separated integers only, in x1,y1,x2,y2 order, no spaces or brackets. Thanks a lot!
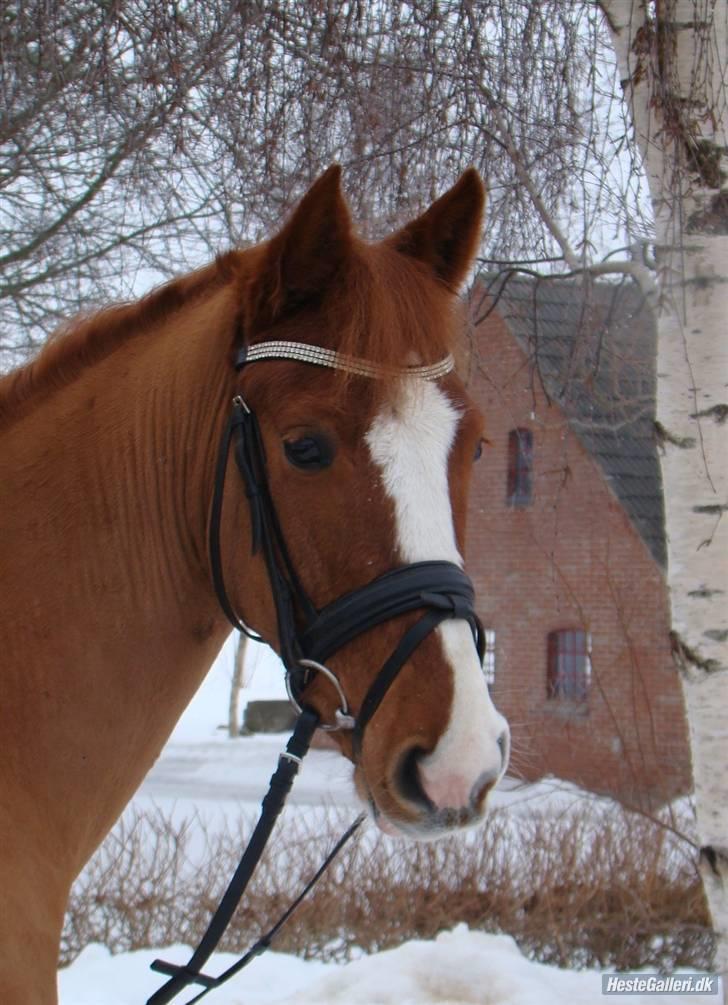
219,167,509,839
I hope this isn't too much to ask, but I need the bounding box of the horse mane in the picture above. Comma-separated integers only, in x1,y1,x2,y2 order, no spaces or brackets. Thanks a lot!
0,253,238,428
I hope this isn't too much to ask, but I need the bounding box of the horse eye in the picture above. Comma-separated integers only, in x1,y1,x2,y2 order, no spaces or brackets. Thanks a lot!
474,438,485,462
284,434,334,471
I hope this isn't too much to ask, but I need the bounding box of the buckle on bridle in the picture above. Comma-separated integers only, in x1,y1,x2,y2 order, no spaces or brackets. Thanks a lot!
285,659,356,732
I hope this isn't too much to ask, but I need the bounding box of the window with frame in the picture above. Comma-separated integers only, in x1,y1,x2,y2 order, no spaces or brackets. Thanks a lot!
547,629,591,701
482,629,496,686
507,428,533,506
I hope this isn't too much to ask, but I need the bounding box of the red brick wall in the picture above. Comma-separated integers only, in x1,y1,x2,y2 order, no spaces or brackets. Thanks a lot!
463,311,691,804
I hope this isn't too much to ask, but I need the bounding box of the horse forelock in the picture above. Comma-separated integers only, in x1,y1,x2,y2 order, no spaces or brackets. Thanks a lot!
336,240,463,371
240,238,465,416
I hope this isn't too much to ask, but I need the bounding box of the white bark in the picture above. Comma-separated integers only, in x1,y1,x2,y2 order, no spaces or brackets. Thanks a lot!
601,0,728,985
228,634,247,738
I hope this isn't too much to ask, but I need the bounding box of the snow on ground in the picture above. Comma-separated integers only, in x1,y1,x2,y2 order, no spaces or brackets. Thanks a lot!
59,640,719,1004
59,928,719,1005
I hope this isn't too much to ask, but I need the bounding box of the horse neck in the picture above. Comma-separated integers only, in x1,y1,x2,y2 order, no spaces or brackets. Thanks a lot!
1,282,239,869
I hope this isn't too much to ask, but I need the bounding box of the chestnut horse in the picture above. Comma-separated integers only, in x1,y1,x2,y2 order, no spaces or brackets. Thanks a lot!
0,167,509,1004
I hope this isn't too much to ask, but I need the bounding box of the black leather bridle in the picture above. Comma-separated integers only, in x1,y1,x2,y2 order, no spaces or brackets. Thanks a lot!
208,354,485,757
147,345,486,1004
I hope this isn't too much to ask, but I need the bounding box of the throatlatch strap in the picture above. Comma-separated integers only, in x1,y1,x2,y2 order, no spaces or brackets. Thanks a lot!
209,396,318,668
208,402,263,642
232,408,317,669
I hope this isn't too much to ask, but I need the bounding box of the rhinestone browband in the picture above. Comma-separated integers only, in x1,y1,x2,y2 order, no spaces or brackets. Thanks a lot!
235,340,454,381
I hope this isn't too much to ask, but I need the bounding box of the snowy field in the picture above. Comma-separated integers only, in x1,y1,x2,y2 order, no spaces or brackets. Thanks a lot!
58,637,721,1004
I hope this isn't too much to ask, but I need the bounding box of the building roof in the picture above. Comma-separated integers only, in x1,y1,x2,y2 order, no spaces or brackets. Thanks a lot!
474,274,666,567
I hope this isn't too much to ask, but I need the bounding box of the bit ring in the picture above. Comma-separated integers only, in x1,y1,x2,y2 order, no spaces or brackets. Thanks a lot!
285,659,355,732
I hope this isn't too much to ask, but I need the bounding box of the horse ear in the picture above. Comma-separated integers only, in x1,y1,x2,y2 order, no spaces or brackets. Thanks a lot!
388,168,485,290
245,165,352,331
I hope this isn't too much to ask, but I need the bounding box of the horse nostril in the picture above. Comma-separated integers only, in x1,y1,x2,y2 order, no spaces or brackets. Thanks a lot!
396,747,435,811
470,771,498,812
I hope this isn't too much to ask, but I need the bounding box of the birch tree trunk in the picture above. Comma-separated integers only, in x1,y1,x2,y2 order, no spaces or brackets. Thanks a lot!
228,634,247,739
600,0,728,984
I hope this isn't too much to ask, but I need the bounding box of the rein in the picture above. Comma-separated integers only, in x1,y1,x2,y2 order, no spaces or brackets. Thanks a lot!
146,343,484,1004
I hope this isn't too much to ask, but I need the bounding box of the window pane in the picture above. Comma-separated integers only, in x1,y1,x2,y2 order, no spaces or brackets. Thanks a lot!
483,629,496,685
507,428,533,506
547,629,590,701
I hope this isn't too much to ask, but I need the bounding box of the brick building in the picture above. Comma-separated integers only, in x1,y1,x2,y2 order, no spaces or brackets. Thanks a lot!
464,276,691,805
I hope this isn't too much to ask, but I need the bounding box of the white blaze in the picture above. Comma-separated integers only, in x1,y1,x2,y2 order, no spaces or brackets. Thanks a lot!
365,381,508,809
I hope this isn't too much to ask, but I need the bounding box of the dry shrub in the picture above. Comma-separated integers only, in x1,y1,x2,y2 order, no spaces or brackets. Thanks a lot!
61,803,712,973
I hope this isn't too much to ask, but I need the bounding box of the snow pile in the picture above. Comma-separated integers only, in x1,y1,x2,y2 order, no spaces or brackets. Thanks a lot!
58,926,719,1005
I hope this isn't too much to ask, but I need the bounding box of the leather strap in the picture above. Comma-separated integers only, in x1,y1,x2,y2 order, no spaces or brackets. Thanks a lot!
208,404,261,639
301,561,481,665
147,710,321,1005
352,608,447,759
209,397,484,739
